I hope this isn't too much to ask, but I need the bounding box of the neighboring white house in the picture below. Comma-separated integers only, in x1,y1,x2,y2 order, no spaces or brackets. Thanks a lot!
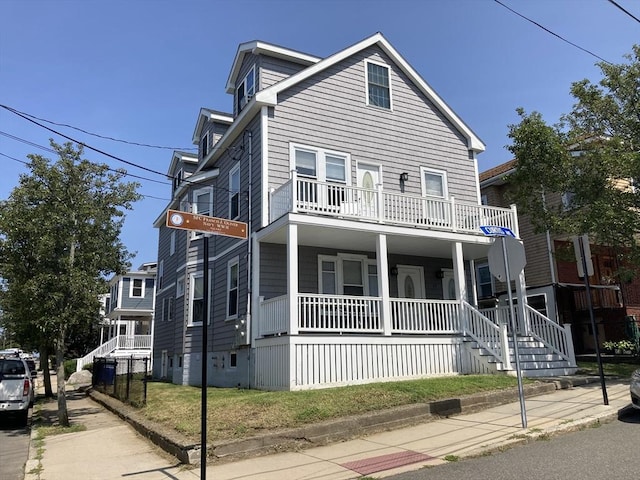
152,33,577,390
76,262,156,371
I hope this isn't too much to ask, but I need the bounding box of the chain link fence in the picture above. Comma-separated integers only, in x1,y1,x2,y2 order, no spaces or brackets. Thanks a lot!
92,356,149,407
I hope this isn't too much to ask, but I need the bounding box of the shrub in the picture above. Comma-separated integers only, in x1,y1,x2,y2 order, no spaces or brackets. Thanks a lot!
63,359,77,379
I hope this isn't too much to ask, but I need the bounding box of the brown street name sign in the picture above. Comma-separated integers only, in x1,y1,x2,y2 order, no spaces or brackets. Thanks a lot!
166,209,247,239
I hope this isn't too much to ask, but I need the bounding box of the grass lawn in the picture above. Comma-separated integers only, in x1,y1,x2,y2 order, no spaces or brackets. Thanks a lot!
140,374,527,442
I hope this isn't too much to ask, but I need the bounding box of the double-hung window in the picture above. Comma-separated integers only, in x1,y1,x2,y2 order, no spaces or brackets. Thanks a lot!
130,278,144,298
366,61,391,109
236,66,255,113
229,164,240,219
172,169,184,193
163,296,174,322
192,187,213,238
318,254,377,296
227,257,239,318
476,263,493,299
189,273,204,326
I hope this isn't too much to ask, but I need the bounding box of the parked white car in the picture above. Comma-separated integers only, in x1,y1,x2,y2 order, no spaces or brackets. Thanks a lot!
0,356,34,425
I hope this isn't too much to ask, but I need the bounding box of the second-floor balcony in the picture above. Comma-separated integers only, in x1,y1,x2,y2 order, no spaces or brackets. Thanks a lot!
270,173,518,235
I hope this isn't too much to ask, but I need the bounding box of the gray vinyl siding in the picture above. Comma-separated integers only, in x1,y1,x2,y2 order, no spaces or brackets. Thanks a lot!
259,55,310,89
120,277,154,310
266,46,476,202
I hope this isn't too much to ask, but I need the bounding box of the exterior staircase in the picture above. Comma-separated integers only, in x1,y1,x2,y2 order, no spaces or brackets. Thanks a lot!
76,334,152,372
469,335,578,377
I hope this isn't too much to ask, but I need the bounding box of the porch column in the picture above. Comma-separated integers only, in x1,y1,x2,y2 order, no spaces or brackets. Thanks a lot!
288,223,299,335
250,235,260,346
452,242,466,301
376,234,392,335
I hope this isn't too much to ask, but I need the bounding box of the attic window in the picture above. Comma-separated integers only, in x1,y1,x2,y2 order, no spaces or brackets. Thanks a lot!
201,132,209,159
366,61,391,109
236,66,255,113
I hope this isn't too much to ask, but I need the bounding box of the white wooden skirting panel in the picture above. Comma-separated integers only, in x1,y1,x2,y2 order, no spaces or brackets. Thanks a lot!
254,336,495,391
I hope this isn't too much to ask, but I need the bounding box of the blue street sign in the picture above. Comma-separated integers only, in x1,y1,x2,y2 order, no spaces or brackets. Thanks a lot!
480,225,516,237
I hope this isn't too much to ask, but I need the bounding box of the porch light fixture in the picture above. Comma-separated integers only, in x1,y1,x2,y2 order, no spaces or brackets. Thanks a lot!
399,172,409,182
390,266,399,276
435,270,445,279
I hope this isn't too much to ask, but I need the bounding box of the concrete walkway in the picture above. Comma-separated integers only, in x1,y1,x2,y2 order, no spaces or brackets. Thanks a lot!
24,379,633,480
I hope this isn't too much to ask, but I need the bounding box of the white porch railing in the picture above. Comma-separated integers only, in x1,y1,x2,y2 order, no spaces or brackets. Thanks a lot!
76,334,152,372
269,175,517,234
526,305,576,364
462,300,508,367
391,298,460,333
297,294,382,333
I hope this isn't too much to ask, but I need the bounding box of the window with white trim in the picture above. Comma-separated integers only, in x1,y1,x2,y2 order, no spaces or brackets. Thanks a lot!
318,254,377,296
420,167,448,198
236,66,255,113
130,278,144,298
189,272,204,326
229,164,240,219
172,169,183,192
366,61,391,109
162,296,174,322
192,187,213,238
476,263,493,299
158,260,164,290
176,276,185,297
201,132,209,159
170,231,176,256
227,257,239,318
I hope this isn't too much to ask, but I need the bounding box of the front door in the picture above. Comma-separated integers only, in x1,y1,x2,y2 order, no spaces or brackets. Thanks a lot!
397,266,426,299
357,162,381,217
441,269,456,300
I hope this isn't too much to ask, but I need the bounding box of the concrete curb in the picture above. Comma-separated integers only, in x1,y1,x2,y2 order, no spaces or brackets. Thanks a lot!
85,376,600,465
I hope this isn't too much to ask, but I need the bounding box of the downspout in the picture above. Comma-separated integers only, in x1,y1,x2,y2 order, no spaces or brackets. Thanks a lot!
246,130,253,389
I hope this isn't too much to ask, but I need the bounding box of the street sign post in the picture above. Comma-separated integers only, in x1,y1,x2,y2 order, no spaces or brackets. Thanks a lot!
165,209,248,480
482,226,528,428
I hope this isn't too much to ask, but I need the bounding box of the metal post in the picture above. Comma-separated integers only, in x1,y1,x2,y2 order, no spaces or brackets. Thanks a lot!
201,235,209,478
578,236,608,405
501,237,527,428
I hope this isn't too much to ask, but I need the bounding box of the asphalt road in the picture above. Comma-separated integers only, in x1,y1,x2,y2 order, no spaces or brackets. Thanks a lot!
0,409,31,480
390,405,640,480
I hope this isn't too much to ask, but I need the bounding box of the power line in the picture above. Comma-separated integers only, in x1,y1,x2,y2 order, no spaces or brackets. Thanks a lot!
0,152,28,165
0,131,170,185
2,105,197,151
494,0,612,64
607,0,640,24
1,104,239,195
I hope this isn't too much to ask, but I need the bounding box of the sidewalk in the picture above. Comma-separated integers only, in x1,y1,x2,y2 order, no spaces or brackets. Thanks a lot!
24,378,632,480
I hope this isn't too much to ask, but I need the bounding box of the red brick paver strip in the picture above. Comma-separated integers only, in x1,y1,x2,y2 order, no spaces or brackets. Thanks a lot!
340,451,433,475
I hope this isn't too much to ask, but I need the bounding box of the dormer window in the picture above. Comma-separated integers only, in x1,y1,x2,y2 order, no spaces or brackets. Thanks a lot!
201,132,209,159
236,66,255,113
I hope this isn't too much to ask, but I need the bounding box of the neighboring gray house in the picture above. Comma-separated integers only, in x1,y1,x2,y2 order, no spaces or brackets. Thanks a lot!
76,262,157,370
152,33,576,390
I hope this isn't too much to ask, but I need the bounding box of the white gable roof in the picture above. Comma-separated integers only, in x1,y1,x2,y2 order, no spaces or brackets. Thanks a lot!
255,32,485,152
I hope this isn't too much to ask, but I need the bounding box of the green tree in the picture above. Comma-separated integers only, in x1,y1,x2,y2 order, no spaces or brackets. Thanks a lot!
506,45,640,274
0,141,140,425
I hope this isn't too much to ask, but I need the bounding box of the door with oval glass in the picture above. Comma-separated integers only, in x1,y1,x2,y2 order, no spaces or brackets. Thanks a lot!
441,268,456,300
397,265,426,299
356,162,381,218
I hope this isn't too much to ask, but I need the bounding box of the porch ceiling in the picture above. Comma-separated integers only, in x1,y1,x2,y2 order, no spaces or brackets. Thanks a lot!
258,215,493,260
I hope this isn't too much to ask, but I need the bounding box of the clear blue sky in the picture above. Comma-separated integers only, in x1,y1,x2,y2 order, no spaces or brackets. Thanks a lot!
1,0,638,268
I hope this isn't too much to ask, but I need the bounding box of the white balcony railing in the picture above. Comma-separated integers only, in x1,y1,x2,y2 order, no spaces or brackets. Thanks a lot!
76,334,152,371
270,175,517,234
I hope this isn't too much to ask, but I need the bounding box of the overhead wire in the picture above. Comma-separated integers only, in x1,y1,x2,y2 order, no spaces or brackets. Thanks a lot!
607,0,640,24
3,105,197,151
493,0,612,64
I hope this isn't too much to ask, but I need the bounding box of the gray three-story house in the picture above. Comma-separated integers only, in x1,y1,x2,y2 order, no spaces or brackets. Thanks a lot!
152,33,577,390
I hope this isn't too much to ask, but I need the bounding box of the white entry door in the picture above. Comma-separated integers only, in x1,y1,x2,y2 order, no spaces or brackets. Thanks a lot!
397,266,426,299
356,162,381,218
441,269,456,300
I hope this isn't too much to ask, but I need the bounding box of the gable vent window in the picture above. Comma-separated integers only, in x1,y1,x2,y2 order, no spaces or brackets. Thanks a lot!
236,67,255,113
366,61,391,109
201,133,209,159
